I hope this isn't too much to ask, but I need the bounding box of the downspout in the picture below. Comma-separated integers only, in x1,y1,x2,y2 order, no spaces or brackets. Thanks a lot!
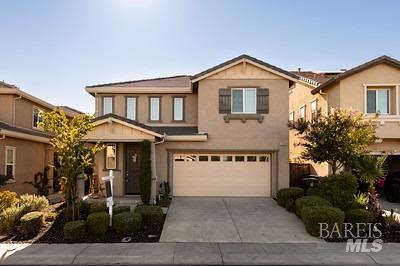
151,134,166,204
318,90,329,113
12,95,23,126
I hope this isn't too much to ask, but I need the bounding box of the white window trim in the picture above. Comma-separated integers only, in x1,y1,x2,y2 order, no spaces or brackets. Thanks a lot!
126,97,137,120
310,99,317,119
289,111,294,122
105,144,117,170
150,97,161,121
365,87,391,115
231,88,257,114
173,97,184,121
5,146,16,179
299,105,306,119
32,106,44,130
103,97,113,115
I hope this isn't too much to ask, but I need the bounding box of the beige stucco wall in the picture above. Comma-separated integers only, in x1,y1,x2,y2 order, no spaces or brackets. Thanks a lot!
13,97,52,129
96,93,198,125
0,137,53,195
288,81,329,176
0,94,14,124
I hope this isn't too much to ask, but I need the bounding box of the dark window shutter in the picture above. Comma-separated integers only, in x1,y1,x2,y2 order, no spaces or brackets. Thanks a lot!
257,88,269,114
219,88,231,114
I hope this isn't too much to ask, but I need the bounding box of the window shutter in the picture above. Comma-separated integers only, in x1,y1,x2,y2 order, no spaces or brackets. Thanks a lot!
257,88,269,114
219,88,231,114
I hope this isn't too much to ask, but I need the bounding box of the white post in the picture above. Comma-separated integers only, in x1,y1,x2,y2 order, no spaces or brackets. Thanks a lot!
102,170,114,226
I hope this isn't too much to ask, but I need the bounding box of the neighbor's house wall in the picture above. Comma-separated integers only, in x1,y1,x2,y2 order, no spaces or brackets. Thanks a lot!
0,94,14,124
289,81,329,176
95,93,198,125
0,137,52,195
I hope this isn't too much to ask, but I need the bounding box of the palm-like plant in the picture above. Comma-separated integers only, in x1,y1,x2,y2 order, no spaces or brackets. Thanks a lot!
353,155,388,215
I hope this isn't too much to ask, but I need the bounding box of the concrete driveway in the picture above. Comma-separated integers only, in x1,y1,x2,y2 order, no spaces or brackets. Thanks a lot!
160,197,321,243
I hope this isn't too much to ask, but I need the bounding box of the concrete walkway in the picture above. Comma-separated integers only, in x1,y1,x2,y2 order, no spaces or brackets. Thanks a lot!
1,242,399,265
160,197,320,243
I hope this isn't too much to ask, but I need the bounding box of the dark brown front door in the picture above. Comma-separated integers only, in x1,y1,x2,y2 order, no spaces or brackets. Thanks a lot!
125,143,141,195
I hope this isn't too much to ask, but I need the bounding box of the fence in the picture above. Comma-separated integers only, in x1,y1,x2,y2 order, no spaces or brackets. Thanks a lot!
289,163,311,187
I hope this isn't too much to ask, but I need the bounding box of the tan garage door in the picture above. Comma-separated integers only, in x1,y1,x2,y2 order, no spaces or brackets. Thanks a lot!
173,154,271,197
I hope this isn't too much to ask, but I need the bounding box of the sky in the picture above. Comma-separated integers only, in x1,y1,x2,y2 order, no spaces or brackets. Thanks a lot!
1,0,400,114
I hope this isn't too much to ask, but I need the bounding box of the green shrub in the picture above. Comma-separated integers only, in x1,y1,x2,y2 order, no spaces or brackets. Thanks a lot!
0,204,28,233
158,197,172,207
306,187,322,197
19,194,49,212
319,174,358,210
134,205,163,226
89,202,108,213
301,206,345,237
64,220,86,240
112,212,142,234
113,205,131,215
295,196,332,218
43,211,58,221
346,209,374,225
87,212,109,235
140,140,152,205
351,192,369,209
79,201,91,217
0,191,18,211
20,211,43,236
285,198,295,212
277,187,304,207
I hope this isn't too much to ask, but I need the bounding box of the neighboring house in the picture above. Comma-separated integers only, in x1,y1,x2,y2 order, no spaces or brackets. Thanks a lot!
289,55,400,176
0,81,80,194
85,54,298,199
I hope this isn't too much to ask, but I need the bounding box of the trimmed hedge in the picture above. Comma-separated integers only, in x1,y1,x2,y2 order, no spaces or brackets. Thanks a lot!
295,196,332,218
277,187,304,207
113,205,131,215
301,206,344,238
134,205,163,226
89,202,108,213
112,212,142,234
64,220,86,240
20,211,43,236
306,187,322,197
87,212,109,235
319,174,358,210
346,209,374,225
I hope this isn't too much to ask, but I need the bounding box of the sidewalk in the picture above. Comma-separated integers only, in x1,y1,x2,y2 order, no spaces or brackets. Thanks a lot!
1,242,399,265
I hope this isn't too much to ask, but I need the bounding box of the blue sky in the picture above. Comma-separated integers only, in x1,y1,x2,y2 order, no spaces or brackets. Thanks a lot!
1,0,399,113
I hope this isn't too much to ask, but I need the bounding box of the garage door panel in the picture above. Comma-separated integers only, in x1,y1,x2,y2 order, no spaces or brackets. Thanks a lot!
173,154,271,197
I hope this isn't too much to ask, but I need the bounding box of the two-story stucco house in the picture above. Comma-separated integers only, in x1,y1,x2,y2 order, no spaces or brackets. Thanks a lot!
289,55,400,176
85,55,298,200
0,81,81,194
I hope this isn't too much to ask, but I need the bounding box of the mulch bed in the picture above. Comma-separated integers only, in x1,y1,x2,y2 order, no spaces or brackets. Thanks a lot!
1,203,166,244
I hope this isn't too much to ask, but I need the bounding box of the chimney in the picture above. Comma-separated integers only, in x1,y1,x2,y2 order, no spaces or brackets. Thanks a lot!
297,68,301,74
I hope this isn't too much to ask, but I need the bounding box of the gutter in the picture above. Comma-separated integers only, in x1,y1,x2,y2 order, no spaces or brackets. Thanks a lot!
164,134,208,142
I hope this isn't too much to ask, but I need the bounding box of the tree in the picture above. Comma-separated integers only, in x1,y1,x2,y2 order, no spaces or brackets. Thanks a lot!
291,108,376,174
139,140,152,205
353,155,387,215
40,110,103,220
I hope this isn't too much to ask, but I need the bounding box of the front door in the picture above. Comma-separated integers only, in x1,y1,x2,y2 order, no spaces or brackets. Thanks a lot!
125,143,141,195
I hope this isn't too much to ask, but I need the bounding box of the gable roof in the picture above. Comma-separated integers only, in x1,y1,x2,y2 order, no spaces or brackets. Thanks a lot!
311,55,400,94
86,75,191,88
191,54,299,82
0,81,18,88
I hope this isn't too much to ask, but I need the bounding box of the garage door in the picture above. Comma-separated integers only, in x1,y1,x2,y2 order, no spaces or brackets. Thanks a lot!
173,154,271,197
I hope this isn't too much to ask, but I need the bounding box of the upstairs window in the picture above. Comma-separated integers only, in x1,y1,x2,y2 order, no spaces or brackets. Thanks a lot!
231,88,256,114
105,144,117,170
126,97,137,120
299,105,306,121
289,111,294,124
33,107,43,129
366,89,390,114
310,100,317,120
5,146,16,179
173,97,184,121
103,97,113,115
150,97,160,121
